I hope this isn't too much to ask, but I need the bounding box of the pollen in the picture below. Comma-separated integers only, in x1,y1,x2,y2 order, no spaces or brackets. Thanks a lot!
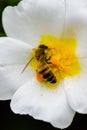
36,72,44,81
50,59,61,67
30,35,81,88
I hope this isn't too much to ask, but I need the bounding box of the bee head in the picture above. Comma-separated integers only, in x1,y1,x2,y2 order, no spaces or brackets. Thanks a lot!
39,44,48,49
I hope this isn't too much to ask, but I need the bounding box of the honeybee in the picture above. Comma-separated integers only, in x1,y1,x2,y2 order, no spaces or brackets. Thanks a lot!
22,44,57,84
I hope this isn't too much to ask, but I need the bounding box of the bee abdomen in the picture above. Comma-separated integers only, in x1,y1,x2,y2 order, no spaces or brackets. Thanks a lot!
43,71,51,79
39,67,49,74
38,64,57,84
47,71,57,83
43,70,57,84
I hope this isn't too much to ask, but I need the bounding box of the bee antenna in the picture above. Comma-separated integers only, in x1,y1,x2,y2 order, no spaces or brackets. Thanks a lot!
21,57,34,73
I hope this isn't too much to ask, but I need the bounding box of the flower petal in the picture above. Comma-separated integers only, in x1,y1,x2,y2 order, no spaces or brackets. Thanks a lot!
0,65,34,100
2,0,65,46
64,57,87,113
62,0,87,113
64,0,87,54
0,37,32,65
0,38,34,100
11,78,75,129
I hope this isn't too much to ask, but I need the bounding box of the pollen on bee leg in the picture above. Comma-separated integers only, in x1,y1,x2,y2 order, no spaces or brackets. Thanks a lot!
36,72,44,81
50,59,61,67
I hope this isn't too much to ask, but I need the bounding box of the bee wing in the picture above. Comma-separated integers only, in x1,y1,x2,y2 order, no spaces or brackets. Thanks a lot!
21,57,34,73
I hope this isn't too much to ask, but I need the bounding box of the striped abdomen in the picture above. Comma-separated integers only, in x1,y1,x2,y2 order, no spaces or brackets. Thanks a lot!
37,63,57,83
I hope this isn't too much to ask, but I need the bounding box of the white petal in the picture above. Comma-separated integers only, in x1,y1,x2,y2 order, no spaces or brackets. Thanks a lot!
0,37,32,65
0,65,34,100
64,0,87,57
0,38,34,100
60,0,87,114
3,0,65,46
11,78,75,129
64,57,87,113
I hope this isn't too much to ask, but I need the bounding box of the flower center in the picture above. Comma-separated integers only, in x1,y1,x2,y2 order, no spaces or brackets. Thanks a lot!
30,35,81,88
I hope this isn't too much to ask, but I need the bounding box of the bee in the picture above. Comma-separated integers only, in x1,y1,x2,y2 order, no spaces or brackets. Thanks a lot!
22,44,57,84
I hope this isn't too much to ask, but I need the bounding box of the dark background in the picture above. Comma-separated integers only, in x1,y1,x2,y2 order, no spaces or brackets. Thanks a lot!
0,0,87,130
0,101,87,130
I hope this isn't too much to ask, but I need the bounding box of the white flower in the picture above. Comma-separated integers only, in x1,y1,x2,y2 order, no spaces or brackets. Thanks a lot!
0,0,87,129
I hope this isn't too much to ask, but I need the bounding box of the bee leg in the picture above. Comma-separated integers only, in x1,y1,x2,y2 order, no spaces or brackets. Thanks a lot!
46,61,52,64
45,56,52,64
